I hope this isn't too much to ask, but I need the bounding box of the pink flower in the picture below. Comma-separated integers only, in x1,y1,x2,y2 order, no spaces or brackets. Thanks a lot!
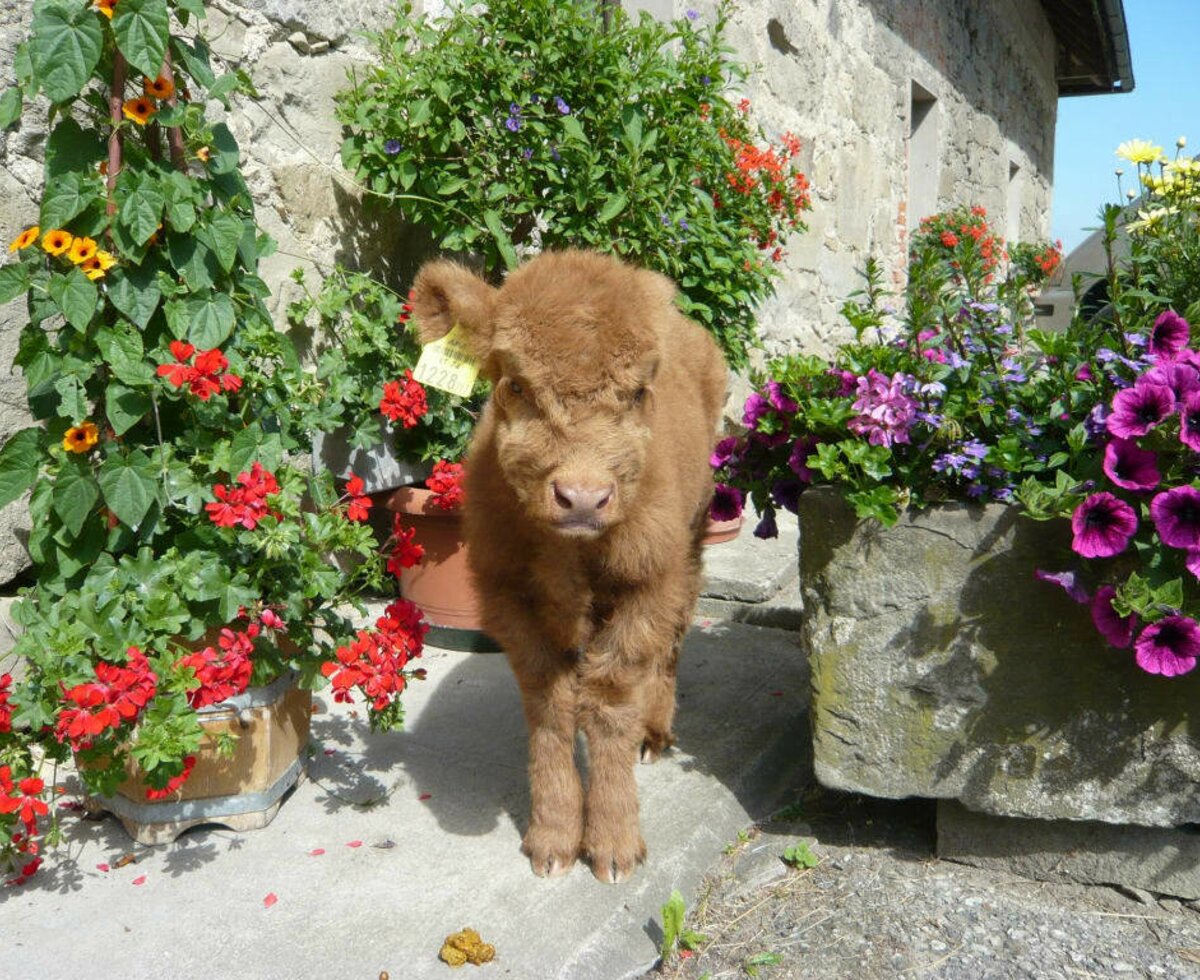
1106,383,1174,439
1149,310,1190,359
1135,615,1200,676
1090,585,1136,648
1102,439,1160,492
1070,492,1137,558
847,370,919,447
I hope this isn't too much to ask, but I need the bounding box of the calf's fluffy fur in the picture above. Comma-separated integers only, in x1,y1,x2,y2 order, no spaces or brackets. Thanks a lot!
411,250,727,883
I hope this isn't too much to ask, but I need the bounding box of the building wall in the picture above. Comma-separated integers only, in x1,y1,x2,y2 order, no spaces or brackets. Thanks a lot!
0,0,1059,584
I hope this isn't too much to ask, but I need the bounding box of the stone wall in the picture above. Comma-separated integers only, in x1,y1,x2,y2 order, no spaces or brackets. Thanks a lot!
0,0,1059,586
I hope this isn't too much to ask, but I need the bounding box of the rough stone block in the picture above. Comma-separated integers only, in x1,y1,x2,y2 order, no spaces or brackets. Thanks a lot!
802,488,1200,827
938,801,1200,901
702,506,798,603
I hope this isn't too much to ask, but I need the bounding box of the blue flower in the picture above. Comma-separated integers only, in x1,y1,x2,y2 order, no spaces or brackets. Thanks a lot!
521,147,533,160
686,8,699,19
554,96,570,115
384,139,402,155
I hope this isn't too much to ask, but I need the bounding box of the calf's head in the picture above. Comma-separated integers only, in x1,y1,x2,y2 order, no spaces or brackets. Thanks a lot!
411,251,672,538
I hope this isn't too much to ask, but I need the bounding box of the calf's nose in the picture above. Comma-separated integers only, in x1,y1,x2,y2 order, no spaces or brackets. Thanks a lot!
552,480,614,515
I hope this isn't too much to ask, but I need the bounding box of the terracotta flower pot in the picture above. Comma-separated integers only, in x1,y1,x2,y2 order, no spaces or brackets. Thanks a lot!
88,671,311,846
702,515,744,545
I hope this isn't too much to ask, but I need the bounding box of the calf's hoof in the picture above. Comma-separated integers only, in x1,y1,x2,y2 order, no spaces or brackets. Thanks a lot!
522,825,581,878
639,729,676,765
584,831,647,884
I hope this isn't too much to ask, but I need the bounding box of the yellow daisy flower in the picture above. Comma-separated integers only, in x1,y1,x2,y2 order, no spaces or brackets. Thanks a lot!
8,226,39,252
67,236,99,265
42,229,74,256
1115,139,1165,166
122,97,156,126
62,422,100,454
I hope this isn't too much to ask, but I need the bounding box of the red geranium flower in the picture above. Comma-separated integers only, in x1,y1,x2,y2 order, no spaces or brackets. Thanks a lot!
426,460,465,510
345,474,373,522
380,371,429,428
0,776,49,832
206,462,280,530
387,520,425,577
0,672,11,734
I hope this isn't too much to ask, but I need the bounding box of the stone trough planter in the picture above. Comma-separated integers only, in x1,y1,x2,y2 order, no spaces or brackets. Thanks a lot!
801,487,1200,828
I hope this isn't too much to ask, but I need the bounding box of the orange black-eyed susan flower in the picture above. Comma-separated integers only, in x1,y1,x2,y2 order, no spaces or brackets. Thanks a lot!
122,97,156,126
96,250,117,271
94,0,117,19
62,422,99,454
79,254,110,281
143,74,175,100
8,226,39,252
196,146,211,163
41,229,74,256
67,236,99,265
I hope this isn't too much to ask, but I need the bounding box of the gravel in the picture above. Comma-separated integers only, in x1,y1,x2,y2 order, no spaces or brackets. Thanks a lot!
649,788,1200,980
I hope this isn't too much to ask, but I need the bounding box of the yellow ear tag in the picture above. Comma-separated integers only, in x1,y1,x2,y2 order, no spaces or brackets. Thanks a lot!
413,324,480,398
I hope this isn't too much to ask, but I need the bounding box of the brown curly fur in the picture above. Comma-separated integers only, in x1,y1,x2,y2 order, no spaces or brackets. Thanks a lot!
411,250,728,883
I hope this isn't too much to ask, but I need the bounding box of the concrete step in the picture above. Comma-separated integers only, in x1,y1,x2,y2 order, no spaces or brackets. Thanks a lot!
700,506,800,630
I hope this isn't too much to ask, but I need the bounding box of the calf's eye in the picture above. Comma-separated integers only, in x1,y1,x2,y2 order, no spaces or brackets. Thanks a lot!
509,380,523,395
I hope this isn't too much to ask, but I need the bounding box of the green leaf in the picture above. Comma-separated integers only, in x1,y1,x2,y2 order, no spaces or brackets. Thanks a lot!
53,457,100,537
40,172,92,229
173,0,207,22
561,115,587,144
105,381,151,436
0,86,23,130
48,267,98,330
44,117,105,178
112,0,171,79
54,374,88,422
0,264,32,305
30,0,104,104
781,842,819,869
208,122,240,175
166,234,215,290
118,174,165,246
598,192,629,223
172,36,216,91
106,261,162,329
660,890,686,962
186,293,236,348
96,323,154,386
482,210,518,271
228,424,282,475
201,211,244,272
0,428,43,509
98,450,159,529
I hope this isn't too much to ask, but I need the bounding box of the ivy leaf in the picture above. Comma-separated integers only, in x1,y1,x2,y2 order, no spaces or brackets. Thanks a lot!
187,293,236,348
106,261,162,330
40,172,93,230
96,323,154,386
53,457,100,537
0,86,23,130
98,450,159,529
0,428,43,509
112,0,171,80
48,267,98,330
105,381,151,436
30,0,104,104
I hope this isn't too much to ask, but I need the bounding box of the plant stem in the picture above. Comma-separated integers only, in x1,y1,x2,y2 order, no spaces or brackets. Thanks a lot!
106,52,127,218
162,51,189,173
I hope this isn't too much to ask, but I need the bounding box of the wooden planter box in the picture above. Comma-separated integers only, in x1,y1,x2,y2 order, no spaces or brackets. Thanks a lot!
92,671,312,845
800,488,1200,827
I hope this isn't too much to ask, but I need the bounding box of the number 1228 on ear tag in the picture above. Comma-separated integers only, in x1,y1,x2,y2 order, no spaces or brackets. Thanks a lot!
413,324,480,398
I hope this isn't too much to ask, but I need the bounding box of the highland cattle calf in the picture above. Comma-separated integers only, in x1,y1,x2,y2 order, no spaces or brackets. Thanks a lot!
411,250,727,882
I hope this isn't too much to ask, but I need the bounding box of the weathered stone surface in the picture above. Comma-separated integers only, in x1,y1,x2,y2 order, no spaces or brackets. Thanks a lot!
938,801,1200,901
802,488,1200,827
702,505,799,604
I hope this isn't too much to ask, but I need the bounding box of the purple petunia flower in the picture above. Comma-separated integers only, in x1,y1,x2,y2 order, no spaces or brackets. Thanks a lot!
554,96,570,115
771,478,802,514
753,507,778,539
1102,438,1160,492
1134,615,1200,676
830,369,857,397
1085,403,1112,442
1188,550,1200,581
765,380,797,414
384,139,402,155
1140,359,1199,405
1070,492,1138,558
521,147,534,160
847,369,919,448
1150,485,1200,549
1181,390,1200,451
710,484,744,522
742,391,771,430
710,436,741,470
1034,569,1091,604
1091,585,1136,648
1075,363,1095,382
788,436,818,483
1106,382,1174,439
1149,309,1191,359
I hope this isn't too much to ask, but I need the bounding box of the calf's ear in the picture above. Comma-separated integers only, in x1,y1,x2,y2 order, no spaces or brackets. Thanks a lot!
410,260,497,356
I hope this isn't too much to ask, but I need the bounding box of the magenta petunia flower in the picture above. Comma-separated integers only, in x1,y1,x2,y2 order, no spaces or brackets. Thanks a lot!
1150,485,1200,549
1034,568,1090,604
1149,309,1191,359
1106,383,1174,439
1181,390,1200,451
1091,585,1136,648
788,436,818,482
765,381,798,414
1075,363,1095,382
1188,550,1200,581
710,483,744,522
710,436,741,470
1140,359,1199,405
1134,615,1200,676
1102,438,1160,492
1070,492,1138,558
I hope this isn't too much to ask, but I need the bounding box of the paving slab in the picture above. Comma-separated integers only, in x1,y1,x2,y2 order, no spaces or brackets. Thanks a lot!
700,508,798,604
2,618,807,980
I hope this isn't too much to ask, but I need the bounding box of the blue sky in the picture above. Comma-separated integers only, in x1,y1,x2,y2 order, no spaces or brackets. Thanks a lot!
1052,0,1200,252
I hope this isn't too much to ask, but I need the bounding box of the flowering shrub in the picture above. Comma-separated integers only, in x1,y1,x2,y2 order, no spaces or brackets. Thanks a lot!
713,205,1068,531
0,0,428,882
335,0,810,369
286,266,485,465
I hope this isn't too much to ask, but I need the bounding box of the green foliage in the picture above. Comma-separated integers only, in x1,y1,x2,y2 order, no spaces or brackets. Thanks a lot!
781,841,819,869
335,0,811,370
659,889,708,965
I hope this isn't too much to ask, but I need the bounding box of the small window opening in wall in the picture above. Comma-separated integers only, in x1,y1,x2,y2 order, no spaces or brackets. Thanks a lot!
1007,161,1022,244
909,82,938,232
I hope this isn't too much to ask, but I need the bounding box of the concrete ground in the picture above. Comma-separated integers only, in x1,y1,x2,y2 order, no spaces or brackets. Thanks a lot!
2,614,807,980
